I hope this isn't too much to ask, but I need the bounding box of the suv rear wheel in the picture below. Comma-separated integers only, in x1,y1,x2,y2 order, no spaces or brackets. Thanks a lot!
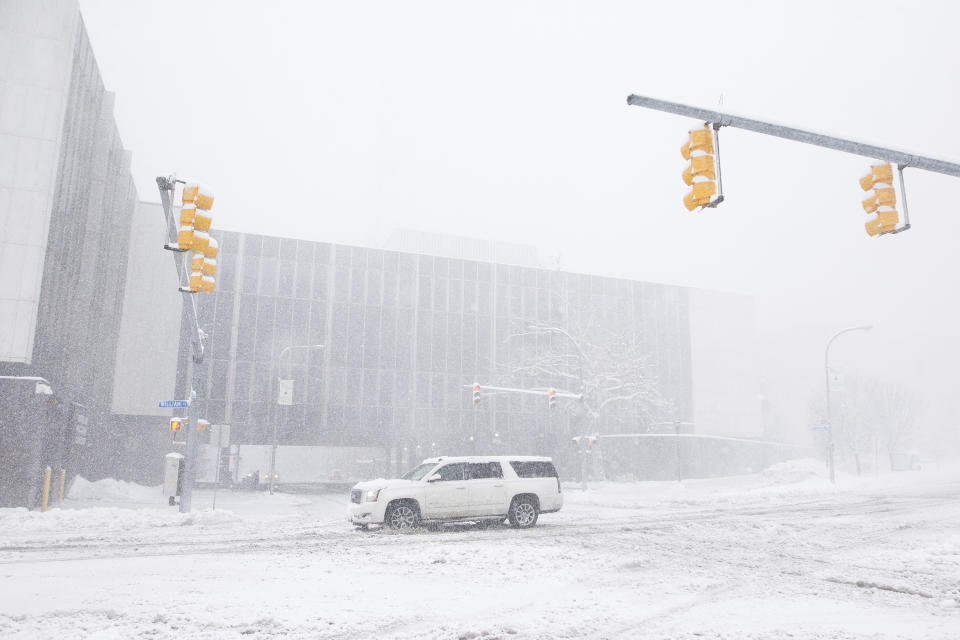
508,496,539,529
385,501,421,531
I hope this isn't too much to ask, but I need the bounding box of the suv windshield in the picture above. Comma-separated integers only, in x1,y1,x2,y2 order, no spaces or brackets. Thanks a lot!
401,462,438,481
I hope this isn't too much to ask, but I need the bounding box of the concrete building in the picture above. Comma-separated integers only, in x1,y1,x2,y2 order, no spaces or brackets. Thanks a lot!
170,230,764,481
0,1,178,496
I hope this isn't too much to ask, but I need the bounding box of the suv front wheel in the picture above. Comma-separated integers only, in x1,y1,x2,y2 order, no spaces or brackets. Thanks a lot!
385,500,421,531
508,496,539,529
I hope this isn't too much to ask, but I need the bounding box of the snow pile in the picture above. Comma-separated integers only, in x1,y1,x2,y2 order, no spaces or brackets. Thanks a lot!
760,458,827,484
67,476,162,504
0,506,241,539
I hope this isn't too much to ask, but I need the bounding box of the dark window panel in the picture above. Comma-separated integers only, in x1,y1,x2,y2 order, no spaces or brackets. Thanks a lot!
261,236,279,258
252,362,270,403
398,271,415,308
260,257,278,296
448,278,462,314
379,369,393,406
326,366,345,406
382,269,397,308
312,263,328,301
362,369,378,406
218,253,236,292
209,358,228,400
347,303,364,368
366,270,382,306
241,256,259,294
329,303,348,365
243,235,261,256
433,278,447,311
363,306,381,369
277,260,295,298
334,267,349,302
236,294,257,360
478,282,491,317
233,360,252,403
430,373,445,409
350,268,365,303
295,260,314,299
415,372,430,408
383,251,399,272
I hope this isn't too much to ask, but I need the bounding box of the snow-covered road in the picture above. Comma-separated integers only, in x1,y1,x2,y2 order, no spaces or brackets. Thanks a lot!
1,460,958,639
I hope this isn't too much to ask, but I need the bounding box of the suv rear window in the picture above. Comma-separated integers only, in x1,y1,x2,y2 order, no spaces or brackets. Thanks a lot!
509,461,559,478
468,462,503,479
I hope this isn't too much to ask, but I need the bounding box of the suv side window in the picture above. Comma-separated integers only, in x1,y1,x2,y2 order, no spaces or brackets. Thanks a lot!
509,461,559,478
433,463,467,481
467,462,503,480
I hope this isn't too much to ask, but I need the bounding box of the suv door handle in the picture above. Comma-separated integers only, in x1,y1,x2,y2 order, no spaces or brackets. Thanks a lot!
456,487,466,490
493,484,504,487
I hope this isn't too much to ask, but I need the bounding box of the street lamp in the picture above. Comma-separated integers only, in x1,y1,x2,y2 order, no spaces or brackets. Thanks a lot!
824,325,872,484
268,343,324,494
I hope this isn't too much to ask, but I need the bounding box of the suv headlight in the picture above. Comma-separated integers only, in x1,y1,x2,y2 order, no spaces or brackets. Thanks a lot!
364,488,382,502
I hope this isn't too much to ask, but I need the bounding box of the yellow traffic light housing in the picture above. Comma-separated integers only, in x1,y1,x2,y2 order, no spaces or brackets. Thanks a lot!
859,162,899,236
176,182,218,293
681,123,721,211
170,417,182,432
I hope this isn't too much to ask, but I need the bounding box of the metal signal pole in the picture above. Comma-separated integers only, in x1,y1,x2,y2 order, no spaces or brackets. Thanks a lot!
157,175,206,513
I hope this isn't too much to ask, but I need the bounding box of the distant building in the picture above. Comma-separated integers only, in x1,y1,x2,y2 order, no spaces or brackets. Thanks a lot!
170,230,762,479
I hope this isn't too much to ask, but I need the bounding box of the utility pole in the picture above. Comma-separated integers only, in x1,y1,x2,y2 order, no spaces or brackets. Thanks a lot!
156,175,208,513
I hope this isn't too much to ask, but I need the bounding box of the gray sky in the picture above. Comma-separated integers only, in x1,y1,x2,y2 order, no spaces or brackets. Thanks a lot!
78,0,960,440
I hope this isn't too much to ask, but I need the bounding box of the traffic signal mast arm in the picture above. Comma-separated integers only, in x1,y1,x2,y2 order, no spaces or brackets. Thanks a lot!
627,94,960,178
464,384,583,400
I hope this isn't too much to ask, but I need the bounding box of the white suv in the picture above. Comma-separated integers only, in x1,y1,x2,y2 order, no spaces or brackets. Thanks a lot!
348,456,563,530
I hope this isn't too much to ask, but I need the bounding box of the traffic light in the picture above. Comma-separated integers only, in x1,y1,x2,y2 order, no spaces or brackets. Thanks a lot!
472,383,481,406
548,388,556,409
188,237,218,293
197,419,210,432
859,162,898,236
178,183,218,292
170,417,182,432
177,183,214,252
681,123,718,211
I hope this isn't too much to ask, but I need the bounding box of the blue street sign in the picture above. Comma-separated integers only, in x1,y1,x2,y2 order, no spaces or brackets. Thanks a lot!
159,400,189,408
810,424,829,431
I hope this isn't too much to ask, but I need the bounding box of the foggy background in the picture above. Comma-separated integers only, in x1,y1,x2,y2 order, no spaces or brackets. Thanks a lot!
76,0,960,447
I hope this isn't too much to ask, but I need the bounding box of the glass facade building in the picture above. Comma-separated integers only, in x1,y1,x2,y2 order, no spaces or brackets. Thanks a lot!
188,231,694,466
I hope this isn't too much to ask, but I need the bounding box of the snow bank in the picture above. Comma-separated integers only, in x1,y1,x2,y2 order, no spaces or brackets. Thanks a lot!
760,458,827,484
67,476,162,503
0,506,241,540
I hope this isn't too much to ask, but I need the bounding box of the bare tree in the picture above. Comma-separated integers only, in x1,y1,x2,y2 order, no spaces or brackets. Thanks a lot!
813,375,919,473
507,319,670,434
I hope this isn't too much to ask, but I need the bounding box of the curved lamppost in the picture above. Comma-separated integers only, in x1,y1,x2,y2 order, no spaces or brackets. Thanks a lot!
824,325,872,484
268,343,324,494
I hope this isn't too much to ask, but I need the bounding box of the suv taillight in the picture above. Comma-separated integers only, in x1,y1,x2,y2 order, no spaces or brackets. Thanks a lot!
557,477,562,493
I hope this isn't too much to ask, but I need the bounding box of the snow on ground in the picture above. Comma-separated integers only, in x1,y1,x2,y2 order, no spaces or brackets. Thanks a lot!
1,459,958,639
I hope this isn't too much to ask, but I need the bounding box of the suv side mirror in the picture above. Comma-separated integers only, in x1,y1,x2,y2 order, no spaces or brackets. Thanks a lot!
426,476,440,483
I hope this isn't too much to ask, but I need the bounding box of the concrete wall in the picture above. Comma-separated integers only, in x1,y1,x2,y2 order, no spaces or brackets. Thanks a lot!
0,0,80,363
111,201,183,416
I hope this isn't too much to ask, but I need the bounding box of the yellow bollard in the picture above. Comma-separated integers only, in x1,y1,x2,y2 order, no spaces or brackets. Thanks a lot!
58,469,66,505
41,466,51,512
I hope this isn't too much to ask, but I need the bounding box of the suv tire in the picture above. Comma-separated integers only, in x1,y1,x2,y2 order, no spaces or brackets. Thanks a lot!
385,500,421,531
508,496,539,529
